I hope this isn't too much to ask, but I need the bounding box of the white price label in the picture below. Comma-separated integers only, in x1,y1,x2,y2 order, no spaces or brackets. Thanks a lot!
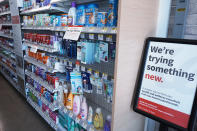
69,112,73,118
55,32,59,36
80,33,85,38
30,46,38,53
81,66,86,72
82,122,87,129
106,35,112,42
98,34,103,40
60,32,64,36
89,34,94,39
75,117,80,123
63,26,82,41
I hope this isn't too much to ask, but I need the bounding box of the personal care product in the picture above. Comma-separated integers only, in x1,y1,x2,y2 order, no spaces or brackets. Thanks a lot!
80,97,88,120
71,120,75,131
66,92,74,110
107,0,118,27
104,115,111,131
76,5,86,25
97,12,108,27
88,106,93,124
94,108,104,129
61,14,68,26
85,4,98,27
73,95,81,116
55,15,61,26
68,2,77,26
70,70,83,94
77,42,82,61
99,42,108,62
81,71,92,93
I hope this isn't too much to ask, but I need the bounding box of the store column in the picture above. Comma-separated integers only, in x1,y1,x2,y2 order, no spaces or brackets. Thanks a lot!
112,0,159,131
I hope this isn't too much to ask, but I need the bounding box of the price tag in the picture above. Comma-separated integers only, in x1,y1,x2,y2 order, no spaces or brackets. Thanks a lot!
81,66,86,72
30,46,38,53
64,108,68,113
63,26,83,41
87,68,92,74
98,34,103,40
69,62,72,67
60,32,64,36
102,73,108,80
69,112,73,118
89,34,94,39
55,32,59,36
75,117,80,123
106,35,112,42
80,33,85,38
82,122,87,129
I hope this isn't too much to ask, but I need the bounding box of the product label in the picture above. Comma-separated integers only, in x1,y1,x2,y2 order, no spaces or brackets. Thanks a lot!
137,41,197,128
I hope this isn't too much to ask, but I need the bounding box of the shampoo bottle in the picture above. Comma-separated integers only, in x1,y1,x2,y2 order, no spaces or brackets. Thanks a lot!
68,2,77,26
94,108,103,129
80,97,88,120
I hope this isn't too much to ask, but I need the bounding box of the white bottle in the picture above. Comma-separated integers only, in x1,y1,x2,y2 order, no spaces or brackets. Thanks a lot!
68,2,77,26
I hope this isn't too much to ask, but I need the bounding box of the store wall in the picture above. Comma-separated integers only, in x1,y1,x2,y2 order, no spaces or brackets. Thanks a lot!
184,0,197,39
112,0,159,131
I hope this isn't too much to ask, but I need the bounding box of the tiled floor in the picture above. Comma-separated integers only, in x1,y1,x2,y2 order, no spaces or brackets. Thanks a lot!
0,75,53,131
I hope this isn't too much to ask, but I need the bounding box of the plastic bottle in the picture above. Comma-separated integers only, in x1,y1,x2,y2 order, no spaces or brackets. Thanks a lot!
80,97,88,120
104,115,111,131
73,95,81,116
94,108,103,129
68,2,77,26
87,106,93,124
66,92,74,110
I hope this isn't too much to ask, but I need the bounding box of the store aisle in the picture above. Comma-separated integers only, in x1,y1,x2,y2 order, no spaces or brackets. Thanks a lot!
0,75,54,131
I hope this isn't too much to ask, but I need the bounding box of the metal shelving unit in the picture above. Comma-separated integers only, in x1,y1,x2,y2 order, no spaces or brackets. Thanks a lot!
0,33,13,39
0,44,15,53
0,10,11,16
26,83,59,111
27,98,57,130
23,40,59,53
0,53,16,65
22,26,117,34
25,70,59,93
20,5,68,15
0,61,16,76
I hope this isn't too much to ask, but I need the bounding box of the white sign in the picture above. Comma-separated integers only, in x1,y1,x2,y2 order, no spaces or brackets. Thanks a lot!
136,40,197,129
63,26,83,41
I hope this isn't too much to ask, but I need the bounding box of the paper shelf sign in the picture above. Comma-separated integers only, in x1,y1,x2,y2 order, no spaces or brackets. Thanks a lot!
133,37,197,131
64,26,83,41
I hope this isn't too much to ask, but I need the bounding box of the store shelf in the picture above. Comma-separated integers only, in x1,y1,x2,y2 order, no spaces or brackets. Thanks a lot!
20,5,67,15
0,10,11,16
0,61,16,76
24,56,55,73
0,69,17,88
59,107,95,131
0,44,15,53
23,40,59,53
22,26,117,34
26,83,59,111
0,33,13,39
0,53,16,65
25,70,58,93
0,23,12,26
27,98,57,130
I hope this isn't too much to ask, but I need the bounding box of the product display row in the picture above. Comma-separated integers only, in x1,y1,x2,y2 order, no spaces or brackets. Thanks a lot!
0,0,118,130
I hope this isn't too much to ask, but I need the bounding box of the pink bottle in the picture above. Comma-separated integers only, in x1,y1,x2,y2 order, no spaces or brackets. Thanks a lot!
80,97,88,120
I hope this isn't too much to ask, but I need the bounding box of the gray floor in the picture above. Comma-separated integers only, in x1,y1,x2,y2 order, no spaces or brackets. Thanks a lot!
0,75,54,131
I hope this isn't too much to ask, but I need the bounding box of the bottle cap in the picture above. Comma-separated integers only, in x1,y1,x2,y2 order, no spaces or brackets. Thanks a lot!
71,2,76,7
96,108,101,114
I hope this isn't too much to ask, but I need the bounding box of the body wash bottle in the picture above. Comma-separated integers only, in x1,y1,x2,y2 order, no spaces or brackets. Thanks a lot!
73,95,81,116
66,92,74,110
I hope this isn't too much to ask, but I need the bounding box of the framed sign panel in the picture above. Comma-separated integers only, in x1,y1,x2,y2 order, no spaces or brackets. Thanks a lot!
133,37,197,131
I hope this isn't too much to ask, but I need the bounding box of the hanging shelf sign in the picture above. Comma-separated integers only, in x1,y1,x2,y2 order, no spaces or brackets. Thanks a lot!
133,37,197,131
63,26,83,41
